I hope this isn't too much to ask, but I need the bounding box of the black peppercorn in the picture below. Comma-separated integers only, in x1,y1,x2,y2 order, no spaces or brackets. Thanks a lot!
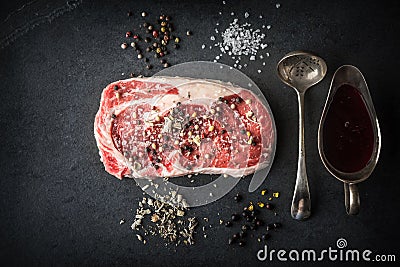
231,214,240,221
241,225,248,231
239,231,247,238
266,224,274,231
146,64,152,70
273,222,282,228
251,209,259,216
111,114,116,119
234,194,242,202
113,85,118,90
265,203,274,210
225,221,232,227
261,233,271,241
239,240,246,247
173,44,180,49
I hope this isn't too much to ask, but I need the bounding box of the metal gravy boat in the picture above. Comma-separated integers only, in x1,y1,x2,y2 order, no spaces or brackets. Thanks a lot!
318,65,381,215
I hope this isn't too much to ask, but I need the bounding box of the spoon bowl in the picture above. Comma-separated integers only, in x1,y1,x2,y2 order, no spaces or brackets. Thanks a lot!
277,51,327,220
277,51,327,93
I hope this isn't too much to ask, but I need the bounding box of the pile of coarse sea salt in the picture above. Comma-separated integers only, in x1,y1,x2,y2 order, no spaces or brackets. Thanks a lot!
203,1,281,73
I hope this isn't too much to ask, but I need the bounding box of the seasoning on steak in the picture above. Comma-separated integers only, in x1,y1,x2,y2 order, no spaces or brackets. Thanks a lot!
94,77,275,179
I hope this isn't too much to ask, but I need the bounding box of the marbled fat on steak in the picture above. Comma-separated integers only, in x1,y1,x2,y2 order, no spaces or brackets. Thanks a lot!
94,77,274,179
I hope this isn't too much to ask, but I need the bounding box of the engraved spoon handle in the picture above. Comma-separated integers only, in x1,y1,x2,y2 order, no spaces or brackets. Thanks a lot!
291,92,311,220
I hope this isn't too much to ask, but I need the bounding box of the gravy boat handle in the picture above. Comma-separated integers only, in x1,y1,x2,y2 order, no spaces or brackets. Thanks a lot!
344,183,360,215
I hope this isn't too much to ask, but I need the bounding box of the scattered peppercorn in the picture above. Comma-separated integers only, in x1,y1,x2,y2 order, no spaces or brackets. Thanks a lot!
234,194,242,202
146,64,153,70
186,30,192,36
225,221,233,227
120,12,186,72
239,231,247,238
266,224,274,231
113,85,118,90
232,233,239,240
160,59,166,64
261,233,271,241
231,214,240,221
265,203,274,210
239,240,246,247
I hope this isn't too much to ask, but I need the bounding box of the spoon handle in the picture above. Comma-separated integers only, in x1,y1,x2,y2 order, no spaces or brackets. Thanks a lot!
291,92,311,220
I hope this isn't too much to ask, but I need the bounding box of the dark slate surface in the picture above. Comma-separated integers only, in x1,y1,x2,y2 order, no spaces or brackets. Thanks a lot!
0,0,399,266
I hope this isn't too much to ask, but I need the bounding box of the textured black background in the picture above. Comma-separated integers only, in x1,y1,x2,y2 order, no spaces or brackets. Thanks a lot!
1,0,399,266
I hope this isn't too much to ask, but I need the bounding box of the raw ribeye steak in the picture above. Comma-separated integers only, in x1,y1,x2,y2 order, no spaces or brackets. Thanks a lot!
94,77,275,179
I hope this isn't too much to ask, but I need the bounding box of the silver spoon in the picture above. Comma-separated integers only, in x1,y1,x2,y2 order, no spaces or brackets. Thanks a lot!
277,51,327,220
